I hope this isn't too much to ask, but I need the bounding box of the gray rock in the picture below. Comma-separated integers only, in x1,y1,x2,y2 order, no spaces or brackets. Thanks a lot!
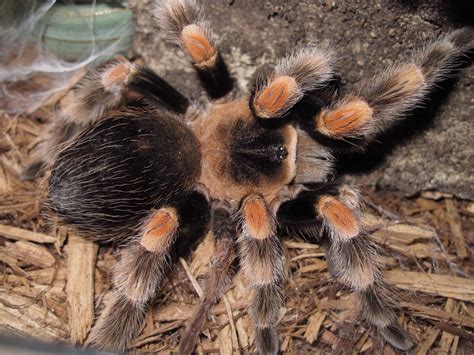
129,0,473,200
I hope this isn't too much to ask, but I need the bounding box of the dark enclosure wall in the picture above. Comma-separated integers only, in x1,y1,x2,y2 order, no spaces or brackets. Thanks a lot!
130,0,473,199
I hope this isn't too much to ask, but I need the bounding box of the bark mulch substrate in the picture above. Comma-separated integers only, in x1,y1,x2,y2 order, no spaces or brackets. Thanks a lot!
1,107,473,354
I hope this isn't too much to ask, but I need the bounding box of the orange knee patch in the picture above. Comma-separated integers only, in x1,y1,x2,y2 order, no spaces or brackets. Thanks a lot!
140,208,178,252
243,196,273,240
181,24,217,66
101,62,135,91
317,196,359,239
253,76,299,119
317,99,373,138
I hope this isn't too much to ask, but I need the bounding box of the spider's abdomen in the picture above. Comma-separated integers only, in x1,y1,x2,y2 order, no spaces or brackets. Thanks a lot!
48,109,201,242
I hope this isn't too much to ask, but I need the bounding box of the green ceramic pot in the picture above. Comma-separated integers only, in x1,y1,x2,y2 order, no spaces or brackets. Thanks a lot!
42,1,133,61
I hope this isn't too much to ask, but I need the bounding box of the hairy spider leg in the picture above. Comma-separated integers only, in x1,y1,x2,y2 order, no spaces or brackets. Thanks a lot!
154,0,233,99
178,205,237,355
313,27,474,144
86,207,180,351
280,185,413,351
250,47,335,120
239,194,285,355
22,59,191,179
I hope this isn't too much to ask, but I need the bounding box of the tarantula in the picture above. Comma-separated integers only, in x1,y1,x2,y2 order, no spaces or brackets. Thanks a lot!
31,0,472,353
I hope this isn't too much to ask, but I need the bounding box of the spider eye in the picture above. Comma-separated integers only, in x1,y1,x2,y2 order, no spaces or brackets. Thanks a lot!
275,145,288,161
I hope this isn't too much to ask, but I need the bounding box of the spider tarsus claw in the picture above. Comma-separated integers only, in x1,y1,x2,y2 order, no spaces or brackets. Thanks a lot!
177,303,211,355
255,326,279,355
448,26,474,51
379,324,414,351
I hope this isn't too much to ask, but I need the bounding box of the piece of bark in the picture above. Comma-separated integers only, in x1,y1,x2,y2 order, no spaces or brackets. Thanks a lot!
438,299,457,354
218,313,233,355
385,271,474,302
153,301,247,322
375,241,445,260
290,252,326,262
10,284,68,322
6,267,67,286
465,203,474,216
322,298,474,329
403,198,443,215
298,260,328,274
304,312,326,344
445,199,468,260
66,234,98,345
280,336,291,352
450,335,459,355
131,320,183,348
190,232,214,276
430,320,474,342
319,330,337,348
0,223,56,244
414,327,440,355
400,302,474,329
180,257,204,299
0,292,68,342
372,223,434,245
223,295,239,352
3,240,55,268
0,249,27,277
284,241,321,250
421,191,453,201
12,283,66,304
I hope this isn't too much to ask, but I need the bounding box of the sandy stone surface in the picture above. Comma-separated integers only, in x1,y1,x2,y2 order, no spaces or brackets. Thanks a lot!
129,0,473,199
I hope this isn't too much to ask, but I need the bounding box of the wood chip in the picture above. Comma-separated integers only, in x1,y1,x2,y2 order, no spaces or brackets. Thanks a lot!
319,330,337,348
223,295,239,352
284,241,321,250
403,198,443,215
218,314,233,355
3,240,55,268
304,312,326,344
66,234,98,344
0,292,68,342
400,301,474,328
6,267,67,285
376,241,444,259
386,271,474,302
0,249,26,277
372,223,434,245
180,257,204,299
414,327,440,355
0,223,56,243
190,232,214,276
290,252,326,262
445,199,468,259
421,191,453,200
465,202,474,216
281,335,291,352
450,335,459,355
439,299,456,354
298,260,327,273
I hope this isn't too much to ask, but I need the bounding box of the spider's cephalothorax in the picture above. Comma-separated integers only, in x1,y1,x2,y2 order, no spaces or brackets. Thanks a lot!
34,0,473,353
